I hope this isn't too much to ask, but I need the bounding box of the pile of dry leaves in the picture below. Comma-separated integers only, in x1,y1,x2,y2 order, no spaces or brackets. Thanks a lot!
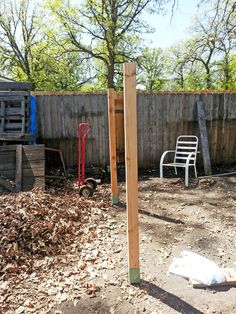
0,187,110,274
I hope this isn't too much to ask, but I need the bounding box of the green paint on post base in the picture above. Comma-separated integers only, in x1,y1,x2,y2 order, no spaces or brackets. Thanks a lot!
129,268,140,284
112,195,118,205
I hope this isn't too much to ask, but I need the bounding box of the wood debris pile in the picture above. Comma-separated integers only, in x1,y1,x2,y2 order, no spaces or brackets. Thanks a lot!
0,187,110,273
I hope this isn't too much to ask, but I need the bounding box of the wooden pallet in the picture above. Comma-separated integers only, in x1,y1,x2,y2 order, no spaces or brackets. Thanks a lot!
0,91,30,135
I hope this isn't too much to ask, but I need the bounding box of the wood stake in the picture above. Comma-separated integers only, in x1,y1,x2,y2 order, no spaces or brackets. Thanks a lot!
123,63,140,284
108,88,118,204
15,145,22,192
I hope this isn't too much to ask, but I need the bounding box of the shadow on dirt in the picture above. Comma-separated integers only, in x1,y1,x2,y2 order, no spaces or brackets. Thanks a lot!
115,201,185,225
139,209,185,225
138,280,204,314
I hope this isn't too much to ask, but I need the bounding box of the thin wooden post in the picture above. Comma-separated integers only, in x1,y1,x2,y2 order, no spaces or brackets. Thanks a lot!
21,100,25,133
197,101,212,175
115,92,125,163
123,63,140,284
0,101,5,132
108,88,118,204
15,145,22,192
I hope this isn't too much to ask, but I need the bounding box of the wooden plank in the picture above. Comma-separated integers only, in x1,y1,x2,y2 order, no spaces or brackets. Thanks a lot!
0,101,5,132
36,95,44,139
216,94,224,164
137,94,144,168
0,166,45,178
123,63,140,284
108,88,118,204
23,159,45,168
149,94,156,167
162,94,170,163
23,167,45,177
144,94,150,167
197,101,212,175
223,93,230,163
211,94,219,164
4,115,27,120
228,93,236,163
0,95,25,101
0,91,30,97
4,122,23,130
15,145,22,192
21,100,25,132
0,82,31,91
100,94,107,167
115,92,124,164
0,145,16,152
0,133,34,141
23,151,45,161
156,94,163,162
97,95,103,167
103,94,110,166
91,94,100,166
0,170,16,178
23,144,45,151
0,157,16,171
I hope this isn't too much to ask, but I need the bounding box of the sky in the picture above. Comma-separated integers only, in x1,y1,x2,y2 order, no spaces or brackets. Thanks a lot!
146,0,204,48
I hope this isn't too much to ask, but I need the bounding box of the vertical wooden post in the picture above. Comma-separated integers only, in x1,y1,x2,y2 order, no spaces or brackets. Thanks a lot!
108,88,118,204
197,101,212,175
21,100,25,133
0,101,5,132
123,63,140,284
15,145,22,192
115,92,125,163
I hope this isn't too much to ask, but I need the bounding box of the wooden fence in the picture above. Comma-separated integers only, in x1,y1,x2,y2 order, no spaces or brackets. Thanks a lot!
34,91,236,169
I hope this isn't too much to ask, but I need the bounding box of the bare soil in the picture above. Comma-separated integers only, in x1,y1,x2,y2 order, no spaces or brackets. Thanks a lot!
1,175,236,314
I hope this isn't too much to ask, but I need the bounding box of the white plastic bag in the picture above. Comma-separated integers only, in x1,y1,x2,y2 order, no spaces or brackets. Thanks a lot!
169,251,225,285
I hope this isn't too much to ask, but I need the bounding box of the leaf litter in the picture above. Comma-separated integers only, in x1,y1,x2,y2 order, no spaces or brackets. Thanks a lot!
0,185,118,313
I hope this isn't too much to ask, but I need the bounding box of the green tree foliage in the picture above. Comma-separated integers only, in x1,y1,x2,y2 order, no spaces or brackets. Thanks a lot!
0,0,45,84
138,48,166,90
0,0,235,91
46,0,167,89
166,0,236,90
0,0,93,90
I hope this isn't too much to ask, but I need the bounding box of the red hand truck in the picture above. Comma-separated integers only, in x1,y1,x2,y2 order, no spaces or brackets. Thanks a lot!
78,123,97,197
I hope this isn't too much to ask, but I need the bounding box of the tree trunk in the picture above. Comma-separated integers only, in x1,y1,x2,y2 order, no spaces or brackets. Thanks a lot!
107,62,115,88
206,66,211,89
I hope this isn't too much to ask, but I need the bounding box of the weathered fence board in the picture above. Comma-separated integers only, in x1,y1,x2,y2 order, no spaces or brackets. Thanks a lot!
33,92,236,169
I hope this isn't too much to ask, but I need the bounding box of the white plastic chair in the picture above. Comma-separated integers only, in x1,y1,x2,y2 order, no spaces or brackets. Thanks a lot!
160,135,198,186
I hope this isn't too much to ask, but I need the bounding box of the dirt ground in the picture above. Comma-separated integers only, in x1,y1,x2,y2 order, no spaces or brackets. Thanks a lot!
1,174,236,314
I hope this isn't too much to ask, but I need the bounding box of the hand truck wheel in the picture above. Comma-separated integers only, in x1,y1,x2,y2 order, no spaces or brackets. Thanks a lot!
85,178,97,191
79,184,94,197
